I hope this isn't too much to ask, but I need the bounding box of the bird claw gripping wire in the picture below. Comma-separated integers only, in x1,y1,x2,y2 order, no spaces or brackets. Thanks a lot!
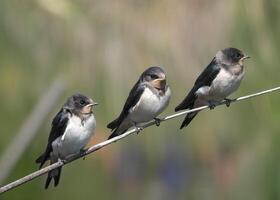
154,118,162,126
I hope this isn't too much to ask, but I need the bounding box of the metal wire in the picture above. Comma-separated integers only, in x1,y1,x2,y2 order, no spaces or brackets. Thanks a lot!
0,86,279,194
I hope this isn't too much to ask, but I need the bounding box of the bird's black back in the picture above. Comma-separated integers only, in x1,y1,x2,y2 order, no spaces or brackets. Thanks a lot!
175,58,221,111
35,109,69,168
107,81,146,131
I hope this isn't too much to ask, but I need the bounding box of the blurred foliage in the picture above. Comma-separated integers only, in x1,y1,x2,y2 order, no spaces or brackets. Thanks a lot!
0,0,279,199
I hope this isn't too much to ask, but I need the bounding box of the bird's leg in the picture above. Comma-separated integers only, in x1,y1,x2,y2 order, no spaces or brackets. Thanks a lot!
57,152,65,163
80,149,87,160
136,126,143,134
58,157,67,164
154,117,162,126
133,122,143,134
224,98,233,107
208,101,217,110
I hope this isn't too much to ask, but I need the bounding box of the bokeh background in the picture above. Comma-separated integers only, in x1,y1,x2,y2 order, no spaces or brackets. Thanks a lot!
0,0,280,199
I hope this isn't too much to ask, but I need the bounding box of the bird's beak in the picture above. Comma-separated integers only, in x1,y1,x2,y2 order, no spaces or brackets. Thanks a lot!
82,101,98,114
241,55,250,61
160,79,166,89
152,78,166,90
88,102,98,107
239,55,250,66
88,98,98,107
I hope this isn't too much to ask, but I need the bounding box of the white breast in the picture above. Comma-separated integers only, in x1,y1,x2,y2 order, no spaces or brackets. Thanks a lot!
52,114,96,158
209,67,244,100
129,87,171,123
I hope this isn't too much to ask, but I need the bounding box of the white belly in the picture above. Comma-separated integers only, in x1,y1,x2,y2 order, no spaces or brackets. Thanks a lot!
209,68,244,100
52,114,96,158
195,68,244,106
129,87,171,123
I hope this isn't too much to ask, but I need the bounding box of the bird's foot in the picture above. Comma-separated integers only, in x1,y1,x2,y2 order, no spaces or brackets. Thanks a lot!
80,149,87,160
133,122,143,134
58,157,67,164
136,126,143,134
134,125,143,134
154,118,162,127
224,98,233,107
208,101,217,110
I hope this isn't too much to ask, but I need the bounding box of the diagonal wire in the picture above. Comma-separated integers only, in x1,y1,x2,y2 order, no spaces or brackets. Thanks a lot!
0,86,279,194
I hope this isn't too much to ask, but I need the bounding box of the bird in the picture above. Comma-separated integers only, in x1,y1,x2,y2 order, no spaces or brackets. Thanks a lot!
35,94,98,189
107,66,171,139
175,47,250,129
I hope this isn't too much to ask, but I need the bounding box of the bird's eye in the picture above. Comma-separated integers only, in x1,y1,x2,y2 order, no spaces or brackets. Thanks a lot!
150,74,158,79
80,100,86,105
235,53,242,59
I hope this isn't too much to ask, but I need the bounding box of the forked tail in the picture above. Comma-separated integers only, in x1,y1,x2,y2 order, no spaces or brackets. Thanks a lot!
45,167,62,189
180,111,198,129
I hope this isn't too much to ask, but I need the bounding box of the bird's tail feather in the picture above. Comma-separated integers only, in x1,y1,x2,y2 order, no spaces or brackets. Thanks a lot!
45,167,62,189
180,111,198,129
175,103,187,112
36,153,48,169
35,153,44,164
107,118,120,130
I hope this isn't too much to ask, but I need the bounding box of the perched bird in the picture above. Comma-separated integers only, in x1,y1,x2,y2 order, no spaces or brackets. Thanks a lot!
36,94,98,189
175,47,250,129
107,66,171,139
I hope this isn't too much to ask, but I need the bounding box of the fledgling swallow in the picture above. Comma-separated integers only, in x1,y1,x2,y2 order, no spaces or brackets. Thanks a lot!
107,66,171,139
175,47,250,129
35,94,98,189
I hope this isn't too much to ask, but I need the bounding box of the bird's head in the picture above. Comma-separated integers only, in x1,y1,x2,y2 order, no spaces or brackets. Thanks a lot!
141,66,167,90
216,47,250,67
64,94,98,115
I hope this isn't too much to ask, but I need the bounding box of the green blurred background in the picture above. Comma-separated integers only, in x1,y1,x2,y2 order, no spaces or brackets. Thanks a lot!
0,0,280,199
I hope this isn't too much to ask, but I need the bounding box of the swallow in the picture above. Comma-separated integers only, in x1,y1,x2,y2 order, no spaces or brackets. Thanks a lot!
35,94,98,189
175,47,250,129
107,66,171,139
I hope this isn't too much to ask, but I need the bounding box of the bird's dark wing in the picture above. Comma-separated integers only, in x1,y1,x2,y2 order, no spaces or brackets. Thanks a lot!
48,109,70,145
35,109,69,168
107,81,146,130
175,58,221,111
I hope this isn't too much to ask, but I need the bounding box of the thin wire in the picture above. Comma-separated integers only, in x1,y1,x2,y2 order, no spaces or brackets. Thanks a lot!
0,86,279,194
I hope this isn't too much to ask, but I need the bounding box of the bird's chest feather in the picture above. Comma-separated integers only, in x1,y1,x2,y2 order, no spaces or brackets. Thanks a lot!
129,87,171,122
210,67,244,98
53,115,96,157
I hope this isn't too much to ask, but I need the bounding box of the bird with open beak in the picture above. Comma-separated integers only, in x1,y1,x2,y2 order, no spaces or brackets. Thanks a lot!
107,66,171,139
35,94,98,189
175,47,250,129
